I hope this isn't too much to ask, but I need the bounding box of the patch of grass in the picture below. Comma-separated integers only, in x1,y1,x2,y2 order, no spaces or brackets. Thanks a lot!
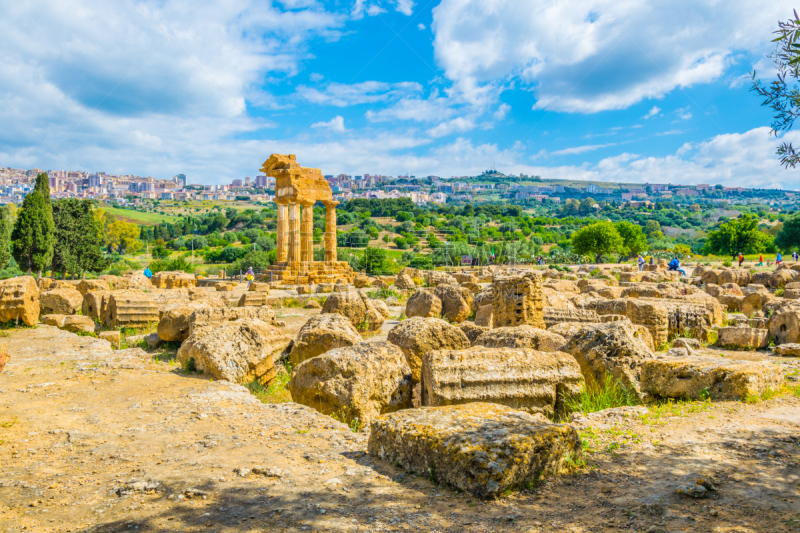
564,375,640,418
330,405,362,432
0,330,9,338
0,417,18,428
183,357,198,374
75,330,98,338
367,288,401,300
0,320,37,330
656,342,671,352
393,311,407,321
246,363,292,403
705,330,719,346
640,398,712,425
775,287,785,297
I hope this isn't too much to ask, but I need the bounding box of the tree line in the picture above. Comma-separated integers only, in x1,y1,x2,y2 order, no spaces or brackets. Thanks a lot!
0,173,108,278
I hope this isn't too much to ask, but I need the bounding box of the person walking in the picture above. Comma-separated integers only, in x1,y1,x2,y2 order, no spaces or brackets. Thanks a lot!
738,252,744,268
245,266,255,288
777,252,783,265
757,254,764,267
637,254,645,271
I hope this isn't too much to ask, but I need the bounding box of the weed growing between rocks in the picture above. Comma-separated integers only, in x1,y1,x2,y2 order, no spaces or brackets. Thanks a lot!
246,363,292,403
563,375,640,417
330,406,362,432
367,288,401,301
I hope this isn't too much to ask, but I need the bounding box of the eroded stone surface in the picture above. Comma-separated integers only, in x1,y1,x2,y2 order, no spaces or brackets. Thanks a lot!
368,403,582,499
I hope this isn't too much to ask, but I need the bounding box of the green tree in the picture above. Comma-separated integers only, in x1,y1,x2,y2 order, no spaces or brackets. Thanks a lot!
0,206,12,271
570,221,624,263
644,220,662,236
751,11,800,167
52,200,109,278
615,221,648,258
775,212,800,251
364,247,388,274
11,173,54,276
703,214,772,255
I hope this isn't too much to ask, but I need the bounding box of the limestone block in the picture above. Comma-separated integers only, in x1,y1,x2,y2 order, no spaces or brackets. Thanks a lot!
387,317,470,383
248,282,271,293
42,314,67,327
82,290,112,321
641,357,783,400
394,273,416,290
405,289,442,319
157,301,211,342
104,292,159,328
321,289,384,332
76,279,110,296
492,272,545,329
459,323,489,344
99,330,120,348
717,270,751,286
353,273,372,288
768,306,800,345
40,288,83,315
177,319,291,385
188,306,276,336
61,315,97,334
580,298,669,346
742,291,773,318
543,280,580,294
368,403,582,499
474,325,566,353
289,313,362,367
718,293,744,312
421,347,583,419
563,321,655,394
543,307,599,329
453,272,477,284
290,342,412,427
769,269,798,288
371,299,391,318
474,304,493,327
775,343,800,356
717,326,769,349
433,284,470,323
471,288,494,312
237,292,271,307
151,271,197,289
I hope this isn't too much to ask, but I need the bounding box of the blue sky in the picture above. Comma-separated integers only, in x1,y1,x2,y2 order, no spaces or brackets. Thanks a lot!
1,0,799,189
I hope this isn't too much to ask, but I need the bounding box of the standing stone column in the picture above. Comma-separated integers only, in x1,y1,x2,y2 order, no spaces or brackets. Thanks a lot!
300,203,314,264
276,202,288,263
324,201,339,263
288,203,301,264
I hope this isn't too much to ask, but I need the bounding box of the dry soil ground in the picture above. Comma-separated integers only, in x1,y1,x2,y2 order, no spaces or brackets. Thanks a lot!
1,323,799,533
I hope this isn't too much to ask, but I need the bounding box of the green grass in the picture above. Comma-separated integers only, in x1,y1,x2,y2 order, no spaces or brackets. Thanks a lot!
246,364,292,403
563,375,640,418
100,205,181,225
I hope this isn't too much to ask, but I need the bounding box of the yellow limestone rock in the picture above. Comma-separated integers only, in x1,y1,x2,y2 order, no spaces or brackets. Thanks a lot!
368,403,582,499
0,276,39,326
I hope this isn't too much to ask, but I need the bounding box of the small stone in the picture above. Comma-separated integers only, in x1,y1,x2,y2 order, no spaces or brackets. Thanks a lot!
324,478,343,489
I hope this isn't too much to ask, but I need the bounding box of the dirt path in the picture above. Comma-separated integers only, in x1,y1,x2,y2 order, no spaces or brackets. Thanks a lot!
1,326,799,533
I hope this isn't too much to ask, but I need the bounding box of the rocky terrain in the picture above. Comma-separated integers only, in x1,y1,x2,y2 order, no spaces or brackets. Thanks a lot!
0,263,799,532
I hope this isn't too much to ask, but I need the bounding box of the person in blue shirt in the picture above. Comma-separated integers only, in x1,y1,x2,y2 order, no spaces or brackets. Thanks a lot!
143,266,153,279
667,258,686,277
777,253,783,265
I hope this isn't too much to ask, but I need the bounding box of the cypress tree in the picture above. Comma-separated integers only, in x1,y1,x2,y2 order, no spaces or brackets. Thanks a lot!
52,199,108,279
0,206,11,271
11,173,54,276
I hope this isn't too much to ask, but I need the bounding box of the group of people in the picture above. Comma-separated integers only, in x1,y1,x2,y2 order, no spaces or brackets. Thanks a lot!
636,254,686,277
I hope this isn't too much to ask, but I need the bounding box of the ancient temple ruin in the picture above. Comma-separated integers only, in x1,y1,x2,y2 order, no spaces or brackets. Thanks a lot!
260,154,354,284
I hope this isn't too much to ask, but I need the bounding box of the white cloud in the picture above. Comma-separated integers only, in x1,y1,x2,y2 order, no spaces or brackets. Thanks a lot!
656,129,685,136
312,116,346,132
427,117,475,137
493,103,511,120
366,96,456,122
352,0,415,18
418,23,426,30
552,143,617,156
394,0,415,16
0,0,345,175
431,0,794,111
643,106,661,119
296,81,422,106
367,5,387,16
309,72,325,82
675,106,692,120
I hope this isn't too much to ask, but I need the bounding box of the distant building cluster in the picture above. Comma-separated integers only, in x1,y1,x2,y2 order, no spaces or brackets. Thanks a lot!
0,166,791,207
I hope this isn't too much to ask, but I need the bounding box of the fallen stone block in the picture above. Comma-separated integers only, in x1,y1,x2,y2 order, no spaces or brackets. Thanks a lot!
157,301,211,342
40,288,83,315
104,292,159,328
717,327,769,350
774,343,800,357
368,403,582,499
82,290,112,321
768,306,800,345
459,323,488,344
0,276,39,326
492,272,545,329
322,289,384,332
61,315,97,334
473,325,567,352
433,284,471,323
543,307,599,328
387,317,470,383
76,279,110,296
563,321,655,394
474,304,492,327
641,357,783,400
99,330,120,348
290,342,412,428
177,319,291,385
290,313,362,368
421,346,583,419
